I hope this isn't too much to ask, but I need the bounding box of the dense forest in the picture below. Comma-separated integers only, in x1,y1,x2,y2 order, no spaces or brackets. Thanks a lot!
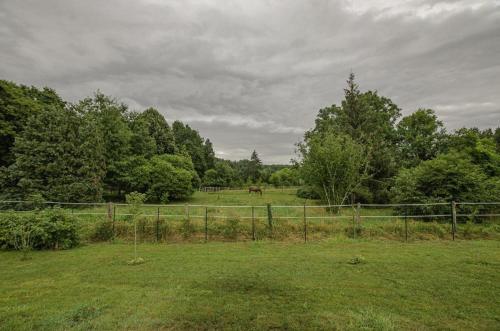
1,75,499,205
0,80,295,203
297,73,500,208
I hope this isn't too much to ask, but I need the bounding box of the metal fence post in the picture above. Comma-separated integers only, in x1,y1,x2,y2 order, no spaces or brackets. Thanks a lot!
303,204,307,243
452,201,457,241
251,206,256,241
156,207,160,242
107,202,113,222
205,206,208,242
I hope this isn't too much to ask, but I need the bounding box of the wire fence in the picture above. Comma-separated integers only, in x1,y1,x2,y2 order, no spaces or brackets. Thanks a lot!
199,186,299,192
1,200,499,242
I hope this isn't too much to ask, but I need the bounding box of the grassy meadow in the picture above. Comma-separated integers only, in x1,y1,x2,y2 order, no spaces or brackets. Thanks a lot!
1,240,499,330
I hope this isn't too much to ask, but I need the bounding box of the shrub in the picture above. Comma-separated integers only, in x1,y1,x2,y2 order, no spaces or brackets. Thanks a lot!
223,217,240,240
181,218,195,239
296,186,321,200
0,208,79,250
131,155,197,202
92,220,114,242
391,152,500,216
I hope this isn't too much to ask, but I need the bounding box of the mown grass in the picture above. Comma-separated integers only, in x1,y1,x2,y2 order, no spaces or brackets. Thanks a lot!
1,240,499,330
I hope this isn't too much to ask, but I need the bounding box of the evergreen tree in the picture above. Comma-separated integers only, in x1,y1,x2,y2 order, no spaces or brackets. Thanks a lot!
127,112,157,158
248,150,263,183
203,138,216,170
172,121,210,177
305,73,400,202
0,80,65,168
136,108,176,154
74,92,133,195
9,106,104,201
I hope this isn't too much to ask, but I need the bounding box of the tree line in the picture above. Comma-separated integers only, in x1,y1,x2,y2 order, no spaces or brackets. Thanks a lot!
297,73,500,209
0,80,293,203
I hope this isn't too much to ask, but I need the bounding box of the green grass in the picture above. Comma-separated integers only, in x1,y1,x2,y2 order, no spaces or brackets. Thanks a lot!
1,240,499,330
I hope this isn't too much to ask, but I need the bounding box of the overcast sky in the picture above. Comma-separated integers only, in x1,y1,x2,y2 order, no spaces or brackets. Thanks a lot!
1,0,499,163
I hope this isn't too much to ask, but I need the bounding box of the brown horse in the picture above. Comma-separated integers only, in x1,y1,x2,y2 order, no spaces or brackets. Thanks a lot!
248,186,262,196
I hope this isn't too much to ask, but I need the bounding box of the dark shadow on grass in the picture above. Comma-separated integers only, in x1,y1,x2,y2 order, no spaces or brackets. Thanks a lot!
160,272,316,330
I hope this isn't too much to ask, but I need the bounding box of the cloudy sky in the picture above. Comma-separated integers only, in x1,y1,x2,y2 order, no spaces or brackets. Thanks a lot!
1,0,499,163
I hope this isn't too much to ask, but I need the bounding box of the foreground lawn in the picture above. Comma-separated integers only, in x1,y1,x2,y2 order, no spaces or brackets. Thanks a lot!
0,240,499,330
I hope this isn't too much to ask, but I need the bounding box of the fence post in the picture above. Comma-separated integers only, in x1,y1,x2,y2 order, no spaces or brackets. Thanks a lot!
107,202,113,222
205,207,209,242
185,204,190,220
156,207,160,242
303,204,307,243
452,201,457,241
251,206,256,241
267,203,273,234
356,202,361,227
352,215,356,239
112,205,116,238
404,208,408,242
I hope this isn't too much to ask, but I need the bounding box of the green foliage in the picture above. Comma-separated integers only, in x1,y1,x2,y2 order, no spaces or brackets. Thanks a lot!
8,105,104,202
92,220,114,242
299,131,368,206
269,167,300,186
296,186,321,199
0,209,79,250
203,161,236,187
180,218,195,239
248,150,263,182
125,192,146,216
132,155,197,201
222,217,240,240
305,73,401,203
0,80,65,168
172,121,215,178
75,92,133,194
136,107,176,154
348,256,366,265
396,108,446,167
391,151,500,215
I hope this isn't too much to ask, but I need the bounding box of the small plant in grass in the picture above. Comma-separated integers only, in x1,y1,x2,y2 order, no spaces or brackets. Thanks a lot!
125,192,146,265
223,217,240,240
347,308,395,330
181,218,195,239
68,303,103,326
348,255,366,265
13,224,33,260
92,219,114,242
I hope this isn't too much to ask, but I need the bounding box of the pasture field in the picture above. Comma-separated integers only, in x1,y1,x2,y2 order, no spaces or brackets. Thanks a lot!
0,240,499,330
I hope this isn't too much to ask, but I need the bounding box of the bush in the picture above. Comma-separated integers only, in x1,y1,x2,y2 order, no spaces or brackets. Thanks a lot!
391,152,500,216
223,217,240,240
296,186,321,200
180,218,195,239
92,220,114,242
131,155,197,202
0,209,79,250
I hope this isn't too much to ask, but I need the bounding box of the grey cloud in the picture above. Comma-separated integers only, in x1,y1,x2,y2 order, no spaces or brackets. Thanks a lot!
1,0,499,163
